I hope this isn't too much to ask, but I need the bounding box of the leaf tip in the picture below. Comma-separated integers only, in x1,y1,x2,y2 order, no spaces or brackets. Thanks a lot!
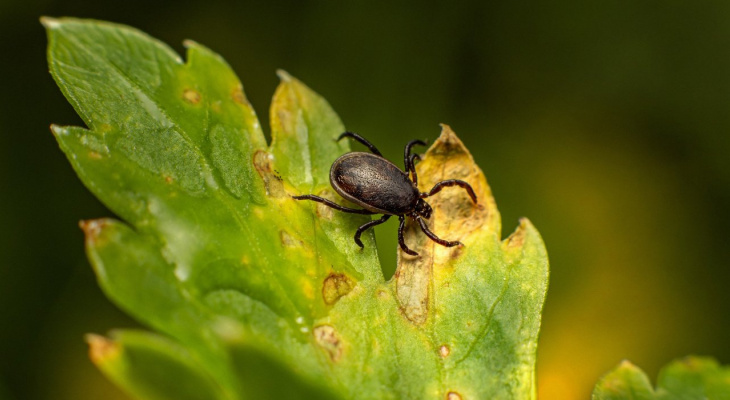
79,218,102,236
182,39,198,48
85,333,121,365
276,69,294,82
50,124,67,137
429,123,470,157
40,16,61,29
618,359,637,369
79,218,114,247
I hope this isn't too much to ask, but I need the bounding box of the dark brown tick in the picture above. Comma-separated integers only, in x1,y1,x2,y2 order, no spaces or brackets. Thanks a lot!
293,132,477,255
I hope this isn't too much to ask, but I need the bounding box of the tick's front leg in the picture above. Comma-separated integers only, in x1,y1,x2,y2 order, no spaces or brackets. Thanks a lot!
292,194,375,215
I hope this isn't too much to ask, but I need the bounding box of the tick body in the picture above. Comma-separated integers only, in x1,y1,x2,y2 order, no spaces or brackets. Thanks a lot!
330,153,419,215
293,132,477,256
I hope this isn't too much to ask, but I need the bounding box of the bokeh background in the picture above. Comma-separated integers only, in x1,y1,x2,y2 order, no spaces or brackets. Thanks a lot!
2,1,729,399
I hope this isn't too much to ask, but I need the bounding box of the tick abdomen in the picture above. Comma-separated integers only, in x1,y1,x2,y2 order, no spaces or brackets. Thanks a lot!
330,152,419,215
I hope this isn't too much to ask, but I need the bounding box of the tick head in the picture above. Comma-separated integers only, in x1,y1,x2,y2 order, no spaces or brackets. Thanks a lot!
415,199,432,219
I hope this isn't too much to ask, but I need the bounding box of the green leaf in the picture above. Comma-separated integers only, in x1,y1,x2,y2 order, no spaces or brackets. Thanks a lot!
221,328,342,400
270,69,350,192
593,357,730,400
45,17,549,399
592,361,655,400
87,331,224,400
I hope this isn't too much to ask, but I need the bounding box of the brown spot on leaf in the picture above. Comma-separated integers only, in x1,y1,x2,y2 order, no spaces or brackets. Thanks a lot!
97,123,112,133
163,175,174,184
395,207,433,325
439,345,451,358
88,151,102,160
446,392,462,400
280,230,302,248
322,273,355,305
313,325,342,362
85,333,120,364
231,85,246,105
253,150,285,198
396,253,431,325
182,89,201,105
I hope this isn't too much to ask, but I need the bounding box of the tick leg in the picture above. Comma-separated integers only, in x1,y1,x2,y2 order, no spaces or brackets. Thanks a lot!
415,215,463,248
354,214,391,248
409,154,421,187
403,139,426,175
398,215,418,255
337,132,382,156
292,195,376,214
423,179,478,204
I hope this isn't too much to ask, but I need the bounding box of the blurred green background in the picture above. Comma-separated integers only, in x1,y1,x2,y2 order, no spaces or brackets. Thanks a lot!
2,1,729,399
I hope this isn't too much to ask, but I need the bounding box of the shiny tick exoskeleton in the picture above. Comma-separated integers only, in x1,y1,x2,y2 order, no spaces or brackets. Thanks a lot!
293,132,477,256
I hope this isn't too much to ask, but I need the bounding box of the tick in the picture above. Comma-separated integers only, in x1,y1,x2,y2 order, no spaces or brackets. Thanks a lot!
293,132,477,256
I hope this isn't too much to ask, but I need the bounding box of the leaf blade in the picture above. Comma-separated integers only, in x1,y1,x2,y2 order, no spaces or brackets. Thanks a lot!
592,361,655,400
593,357,730,400
270,71,349,192
47,18,552,400
87,330,227,400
